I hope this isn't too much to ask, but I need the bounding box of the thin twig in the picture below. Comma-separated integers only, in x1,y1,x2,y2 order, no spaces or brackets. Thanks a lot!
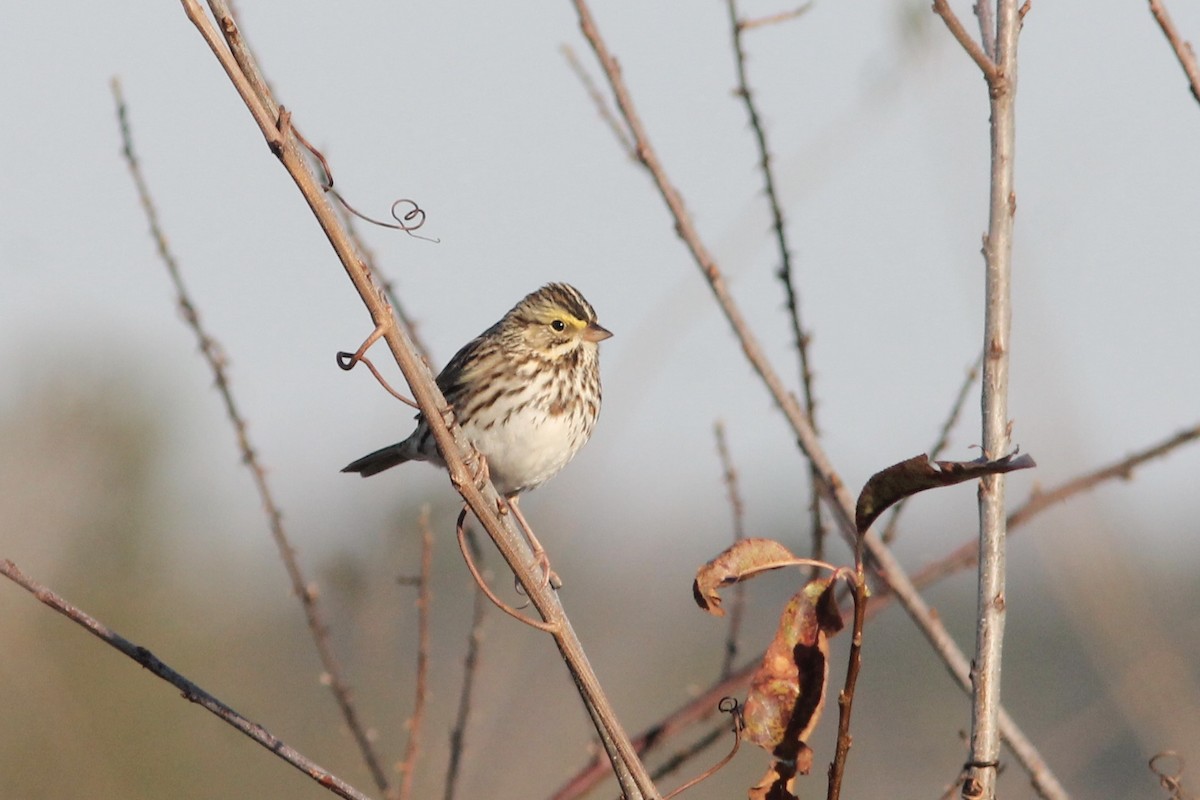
713,421,748,679
650,724,726,786
974,0,997,61
826,571,868,800
0,560,374,800
724,0,827,570
561,44,635,158
444,526,488,800
882,356,981,543
396,508,434,800
571,3,1064,797
738,5,813,32
183,3,657,795
1149,0,1200,106
340,207,435,367
932,0,1000,82
111,76,390,796
659,711,742,800
551,665,750,800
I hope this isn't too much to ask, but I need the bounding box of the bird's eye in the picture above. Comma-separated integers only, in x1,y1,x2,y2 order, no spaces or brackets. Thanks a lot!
551,319,566,332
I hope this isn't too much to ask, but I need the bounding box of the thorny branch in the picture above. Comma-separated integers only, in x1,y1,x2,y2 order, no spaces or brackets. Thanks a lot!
724,0,826,569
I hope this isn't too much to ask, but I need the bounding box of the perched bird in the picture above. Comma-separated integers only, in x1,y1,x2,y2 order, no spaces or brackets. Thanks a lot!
343,283,611,571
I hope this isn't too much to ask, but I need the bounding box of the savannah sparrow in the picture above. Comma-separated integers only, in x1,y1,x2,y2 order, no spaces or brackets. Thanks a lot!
343,283,611,509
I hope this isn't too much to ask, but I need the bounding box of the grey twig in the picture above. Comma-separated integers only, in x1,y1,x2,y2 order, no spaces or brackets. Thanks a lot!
966,1,1021,796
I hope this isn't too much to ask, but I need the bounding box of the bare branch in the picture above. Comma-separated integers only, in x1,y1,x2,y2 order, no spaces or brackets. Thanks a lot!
974,0,997,61
182,2,656,795
738,5,813,32
967,0,1022,794
396,508,435,800
826,573,869,800
724,0,828,569
713,421,748,679
1148,0,1200,106
882,356,981,543
561,43,635,158
914,422,1200,587
0,560,374,800
932,0,1000,82
111,76,390,795
570,2,1063,796
444,527,488,800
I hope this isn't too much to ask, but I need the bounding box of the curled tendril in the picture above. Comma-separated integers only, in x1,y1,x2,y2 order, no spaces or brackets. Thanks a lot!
285,110,439,242
336,347,420,410
1150,751,1193,800
661,698,744,800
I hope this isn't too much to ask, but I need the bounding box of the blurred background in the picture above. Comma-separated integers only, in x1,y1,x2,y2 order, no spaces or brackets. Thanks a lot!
3,1,1199,798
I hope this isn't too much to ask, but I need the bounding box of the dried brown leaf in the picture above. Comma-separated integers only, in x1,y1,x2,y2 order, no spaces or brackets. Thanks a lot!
742,578,844,760
854,451,1036,534
693,538,799,616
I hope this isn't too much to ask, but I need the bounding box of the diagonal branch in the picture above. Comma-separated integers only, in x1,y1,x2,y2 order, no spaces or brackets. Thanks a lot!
555,415,1200,798
570,2,1065,798
1148,0,1200,106
0,560,374,800
932,0,1000,83
183,2,656,796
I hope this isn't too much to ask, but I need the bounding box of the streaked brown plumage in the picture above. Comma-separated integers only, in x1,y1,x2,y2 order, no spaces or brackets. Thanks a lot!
342,283,611,498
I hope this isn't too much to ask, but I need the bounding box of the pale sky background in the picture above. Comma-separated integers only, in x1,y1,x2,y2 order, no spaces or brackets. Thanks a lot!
3,1,1200,798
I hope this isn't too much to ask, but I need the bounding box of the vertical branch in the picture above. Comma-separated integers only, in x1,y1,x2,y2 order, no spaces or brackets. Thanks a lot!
444,527,488,800
971,1,1020,797
713,421,747,678
396,508,434,800
724,0,827,566
826,570,868,800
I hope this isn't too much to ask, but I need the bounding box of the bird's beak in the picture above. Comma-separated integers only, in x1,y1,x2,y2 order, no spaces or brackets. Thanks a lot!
584,322,613,343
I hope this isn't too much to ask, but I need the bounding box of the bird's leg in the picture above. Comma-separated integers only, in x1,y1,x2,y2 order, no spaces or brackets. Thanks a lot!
507,496,561,589
466,445,491,491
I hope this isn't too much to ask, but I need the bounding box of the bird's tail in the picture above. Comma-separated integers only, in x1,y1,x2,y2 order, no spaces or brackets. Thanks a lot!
341,443,412,477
